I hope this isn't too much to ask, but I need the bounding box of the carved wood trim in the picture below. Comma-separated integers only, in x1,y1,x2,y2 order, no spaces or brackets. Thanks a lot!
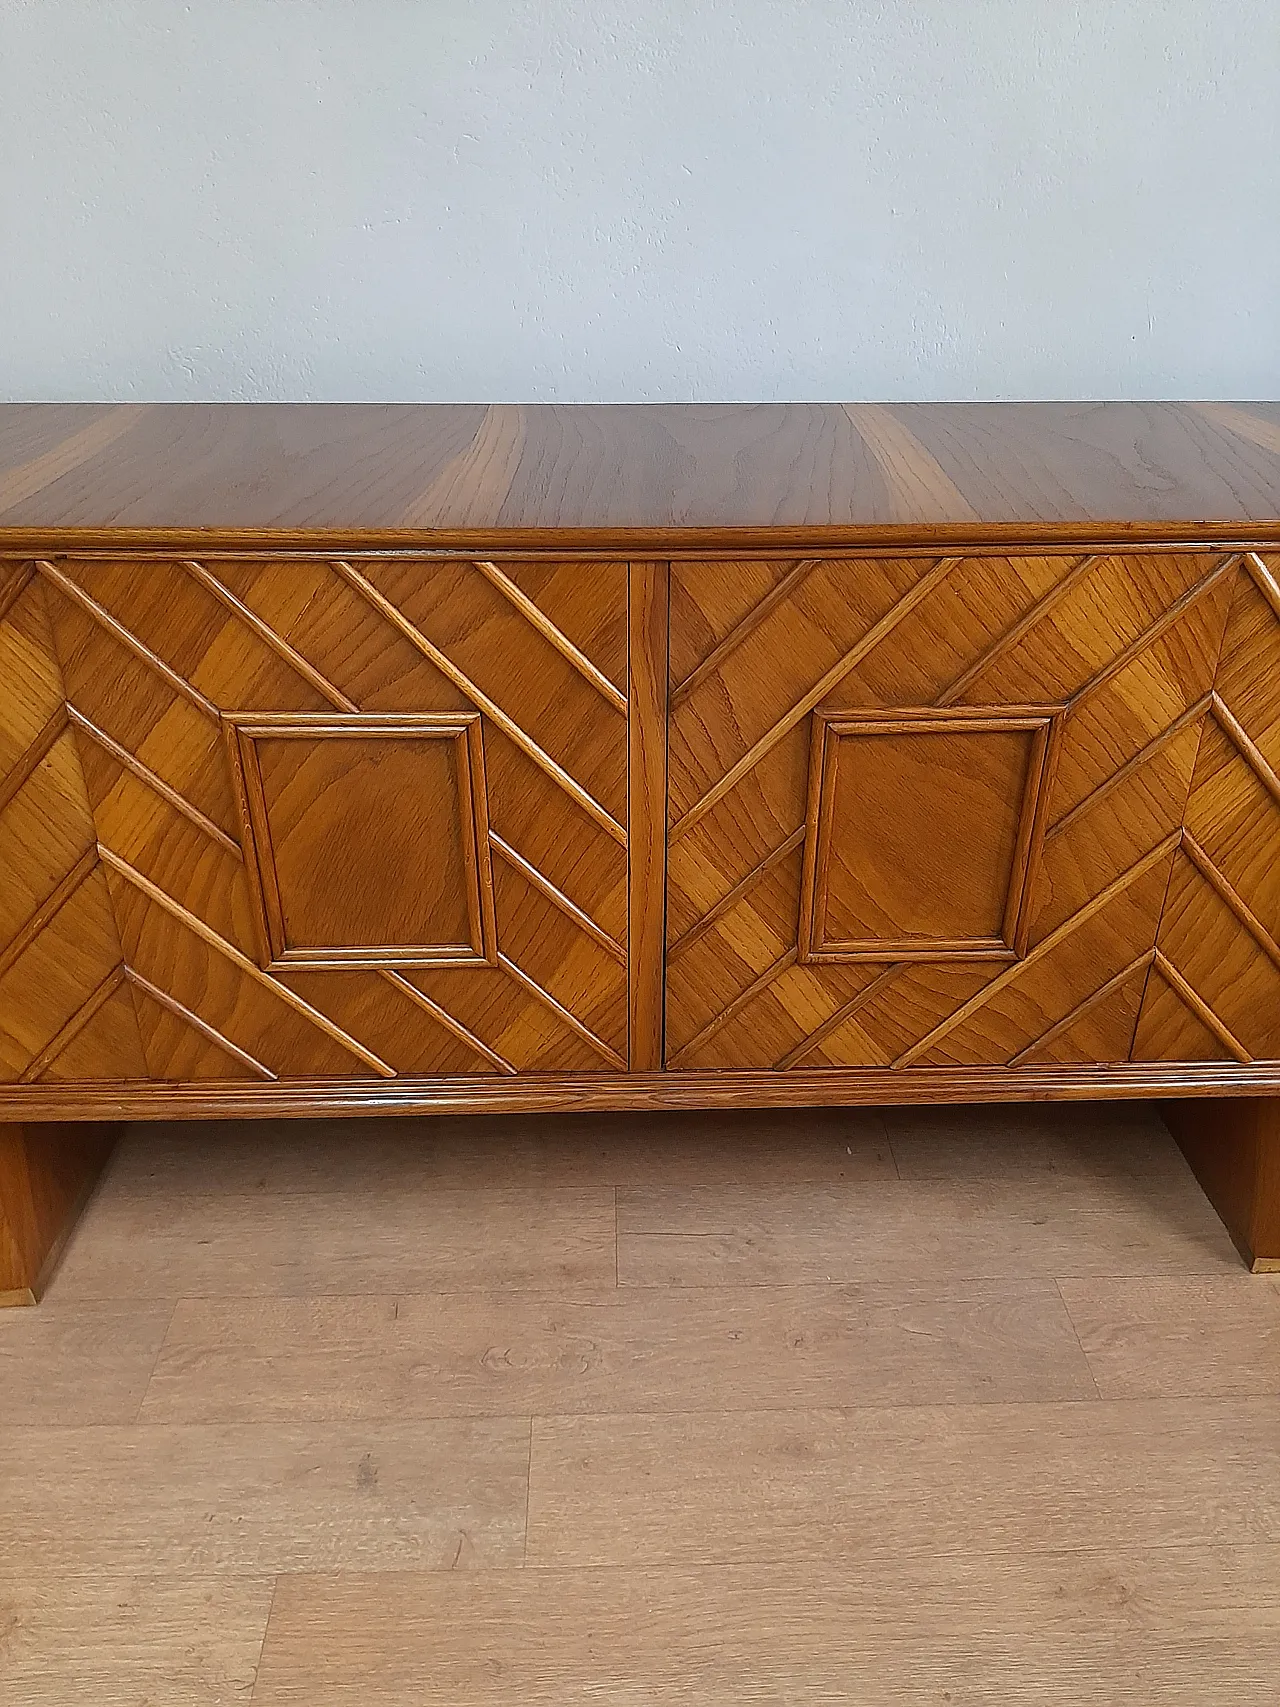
17,965,127,1083
627,561,669,1071
671,558,822,707
1153,950,1253,1064
0,705,69,817
178,558,359,712
123,967,279,1082
1008,951,1155,1067
68,705,243,857
935,555,1101,706
35,559,221,719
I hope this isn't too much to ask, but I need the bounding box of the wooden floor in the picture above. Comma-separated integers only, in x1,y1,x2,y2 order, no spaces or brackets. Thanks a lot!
2,1103,1279,1704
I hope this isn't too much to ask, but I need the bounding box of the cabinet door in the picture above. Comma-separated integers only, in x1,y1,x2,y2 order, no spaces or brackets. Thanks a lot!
1134,551,1280,1066
665,549,1261,1071
1,554,630,1083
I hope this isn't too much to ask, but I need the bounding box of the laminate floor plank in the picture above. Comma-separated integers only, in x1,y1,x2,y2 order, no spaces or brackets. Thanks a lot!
0,1572,275,1707
0,1419,529,1573
44,1184,616,1301
618,1171,1239,1285
0,1300,173,1424
886,1101,1192,1181
8,1104,1280,1706
1060,1275,1280,1398
139,1278,1095,1425
525,1398,1280,1568
104,1107,895,1196
250,1550,1280,1707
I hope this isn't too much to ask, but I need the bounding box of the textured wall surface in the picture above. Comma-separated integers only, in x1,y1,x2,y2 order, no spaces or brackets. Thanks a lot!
2,1,1277,402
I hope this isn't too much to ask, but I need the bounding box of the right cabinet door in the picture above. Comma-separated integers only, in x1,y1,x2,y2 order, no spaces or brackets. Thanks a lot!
665,549,1280,1072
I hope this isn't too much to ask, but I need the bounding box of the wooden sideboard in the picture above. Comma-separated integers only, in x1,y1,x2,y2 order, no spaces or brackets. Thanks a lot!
2,401,1279,1296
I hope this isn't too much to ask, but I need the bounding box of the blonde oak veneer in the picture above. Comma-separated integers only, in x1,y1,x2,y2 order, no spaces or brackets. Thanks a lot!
2,403,1280,1287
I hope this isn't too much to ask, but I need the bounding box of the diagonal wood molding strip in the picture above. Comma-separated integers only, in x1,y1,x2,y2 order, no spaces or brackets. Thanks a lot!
935,554,1102,707
667,948,799,1069
0,846,99,984
378,970,517,1076
1007,951,1155,1067
35,559,222,720
1153,949,1253,1065
67,704,243,858
18,964,127,1083
123,966,279,1081
775,961,903,1071
495,951,626,1070
671,555,962,843
893,833,1182,1068
471,559,628,713
179,558,360,712
1045,696,1211,842
489,832,625,966
1180,831,1280,973
330,557,627,846
0,560,36,627
96,844,397,1078
0,703,68,817
1211,694,1280,807
667,828,805,966
671,559,823,707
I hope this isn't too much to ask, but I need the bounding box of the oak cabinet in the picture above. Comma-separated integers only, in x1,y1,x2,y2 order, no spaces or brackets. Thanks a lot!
4,401,1280,1286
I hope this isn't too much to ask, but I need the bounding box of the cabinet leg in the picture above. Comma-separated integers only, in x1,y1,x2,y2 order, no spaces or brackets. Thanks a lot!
0,1122,121,1305
1162,1099,1280,1273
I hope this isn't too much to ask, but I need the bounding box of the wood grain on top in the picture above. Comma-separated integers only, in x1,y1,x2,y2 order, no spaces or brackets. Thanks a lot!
0,402,1279,536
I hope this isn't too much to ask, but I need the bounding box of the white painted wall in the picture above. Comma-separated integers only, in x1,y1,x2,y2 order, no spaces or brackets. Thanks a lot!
2,1,1277,402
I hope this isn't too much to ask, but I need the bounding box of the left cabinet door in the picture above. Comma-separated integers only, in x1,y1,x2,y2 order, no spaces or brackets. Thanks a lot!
0,554,631,1084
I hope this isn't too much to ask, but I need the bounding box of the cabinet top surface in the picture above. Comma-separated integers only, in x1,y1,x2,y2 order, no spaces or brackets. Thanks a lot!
1,401,1279,540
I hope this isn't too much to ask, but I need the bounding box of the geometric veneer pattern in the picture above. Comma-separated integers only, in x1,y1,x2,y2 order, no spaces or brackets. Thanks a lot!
666,550,1280,1072
1,554,630,1082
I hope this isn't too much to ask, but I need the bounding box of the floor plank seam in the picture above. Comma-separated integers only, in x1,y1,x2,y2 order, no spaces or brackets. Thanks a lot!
246,1574,280,1707
130,1297,181,1424
1053,1276,1105,1400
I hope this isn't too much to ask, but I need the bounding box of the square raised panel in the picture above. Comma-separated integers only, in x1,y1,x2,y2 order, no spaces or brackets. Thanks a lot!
798,707,1058,964
226,712,497,971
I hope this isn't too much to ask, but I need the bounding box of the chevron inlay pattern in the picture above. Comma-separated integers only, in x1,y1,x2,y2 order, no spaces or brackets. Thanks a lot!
0,555,629,1082
1134,553,1280,1065
666,549,1277,1071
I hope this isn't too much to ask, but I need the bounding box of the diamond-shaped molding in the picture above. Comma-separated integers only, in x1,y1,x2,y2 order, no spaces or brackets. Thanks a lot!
797,706,1059,964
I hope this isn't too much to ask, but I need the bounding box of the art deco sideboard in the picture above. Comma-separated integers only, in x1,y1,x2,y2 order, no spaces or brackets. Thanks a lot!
2,401,1279,1299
